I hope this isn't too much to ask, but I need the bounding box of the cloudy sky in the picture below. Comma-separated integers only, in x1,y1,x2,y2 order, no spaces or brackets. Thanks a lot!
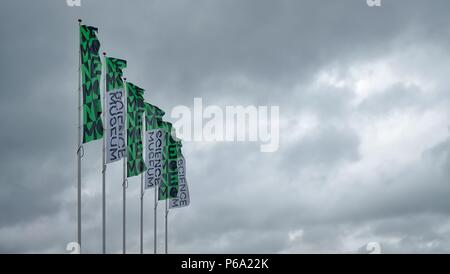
1,0,450,254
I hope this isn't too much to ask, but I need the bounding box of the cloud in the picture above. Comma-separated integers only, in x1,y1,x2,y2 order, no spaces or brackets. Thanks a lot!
0,0,450,254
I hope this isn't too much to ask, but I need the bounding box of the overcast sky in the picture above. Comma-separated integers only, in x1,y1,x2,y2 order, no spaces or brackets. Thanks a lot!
0,0,450,254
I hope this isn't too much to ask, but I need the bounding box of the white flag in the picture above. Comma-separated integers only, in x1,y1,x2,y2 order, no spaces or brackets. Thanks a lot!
106,88,126,163
169,155,190,209
145,128,165,189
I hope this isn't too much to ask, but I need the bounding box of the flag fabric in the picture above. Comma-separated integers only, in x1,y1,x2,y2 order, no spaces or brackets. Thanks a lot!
159,122,179,201
145,103,165,130
106,58,127,92
80,25,103,143
105,57,127,163
144,103,166,189
169,142,190,209
126,82,146,178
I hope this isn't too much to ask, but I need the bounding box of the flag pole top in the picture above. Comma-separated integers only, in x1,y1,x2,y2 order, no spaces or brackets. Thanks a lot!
78,19,82,23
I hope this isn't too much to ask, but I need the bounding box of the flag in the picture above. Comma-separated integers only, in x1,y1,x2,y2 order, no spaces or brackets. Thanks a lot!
105,57,127,163
106,58,127,92
80,25,103,143
144,103,166,189
169,141,190,209
126,82,146,178
159,122,179,200
145,103,165,130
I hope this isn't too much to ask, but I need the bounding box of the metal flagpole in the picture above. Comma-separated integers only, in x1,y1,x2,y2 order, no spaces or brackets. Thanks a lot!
77,18,83,253
140,113,145,254
164,128,169,254
154,179,158,254
123,78,128,254
140,173,144,254
102,52,107,254
165,197,168,254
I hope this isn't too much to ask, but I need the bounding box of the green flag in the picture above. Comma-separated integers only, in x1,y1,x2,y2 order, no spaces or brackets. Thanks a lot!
80,25,103,143
144,102,165,131
106,57,127,91
126,82,146,178
159,122,179,200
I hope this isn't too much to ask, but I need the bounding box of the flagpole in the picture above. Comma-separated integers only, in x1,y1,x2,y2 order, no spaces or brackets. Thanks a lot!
140,113,145,254
165,198,168,254
140,173,144,254
77,18,83,253
123,78,128,254
154,180,158,254
164,128,169,254
102,52,107,254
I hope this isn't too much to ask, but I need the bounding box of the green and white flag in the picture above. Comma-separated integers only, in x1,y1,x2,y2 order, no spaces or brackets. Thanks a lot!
158,122,179,200
169,142,190,209
105,57,127,163
144,103,166,189
80,25,103,143
126,82,146,178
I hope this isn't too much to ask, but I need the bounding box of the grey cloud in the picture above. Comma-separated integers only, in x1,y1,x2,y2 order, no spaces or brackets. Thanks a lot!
358,83,425,114
283,125,360,169
1,0,450,254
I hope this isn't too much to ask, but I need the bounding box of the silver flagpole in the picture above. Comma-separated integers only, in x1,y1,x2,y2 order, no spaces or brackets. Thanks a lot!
102,52,107,254
77,19,83,253
140,173,144,254
154,179,158,254
140,113,145,254
164,128,169,254
123,78,128,254
165,197,168,254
